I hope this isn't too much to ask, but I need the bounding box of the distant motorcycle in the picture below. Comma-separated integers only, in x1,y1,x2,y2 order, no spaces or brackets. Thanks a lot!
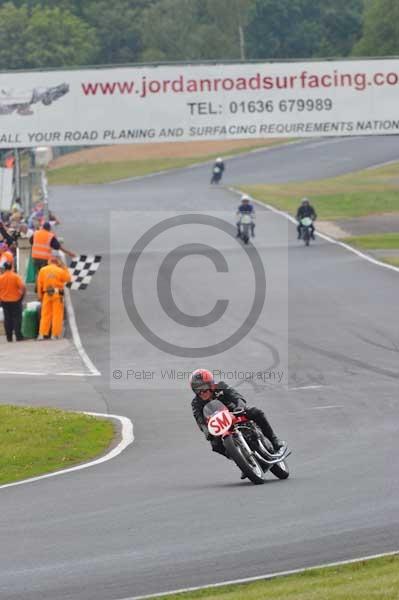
203,399,291,485
237,214,253,244
210,165,222,184
299,216,314,246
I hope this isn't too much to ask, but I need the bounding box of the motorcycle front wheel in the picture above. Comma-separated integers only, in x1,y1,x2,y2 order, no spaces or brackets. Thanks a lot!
270,460,290,479
241,225,250,244
256,437,290,480
303,229,310,246
223,434,265,484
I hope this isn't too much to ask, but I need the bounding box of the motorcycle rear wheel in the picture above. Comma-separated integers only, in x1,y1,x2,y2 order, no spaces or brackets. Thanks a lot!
223,435,265,484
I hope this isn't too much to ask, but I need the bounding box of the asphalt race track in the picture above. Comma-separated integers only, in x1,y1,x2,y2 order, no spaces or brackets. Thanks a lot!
1,136,399,600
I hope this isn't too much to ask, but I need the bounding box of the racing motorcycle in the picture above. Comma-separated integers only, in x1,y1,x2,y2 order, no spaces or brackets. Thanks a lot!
237,214,252,244
210,165,222,184
299,216,314,246
203,399,291,485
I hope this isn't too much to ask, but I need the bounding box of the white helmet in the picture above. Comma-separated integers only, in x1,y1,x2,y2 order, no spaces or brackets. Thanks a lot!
216,157,222,162
241,194,250,202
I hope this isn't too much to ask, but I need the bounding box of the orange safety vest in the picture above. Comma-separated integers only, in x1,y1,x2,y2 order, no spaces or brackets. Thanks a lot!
31,229,54,260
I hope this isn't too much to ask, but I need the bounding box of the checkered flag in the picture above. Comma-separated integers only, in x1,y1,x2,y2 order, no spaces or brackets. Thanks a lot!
67,255,102,290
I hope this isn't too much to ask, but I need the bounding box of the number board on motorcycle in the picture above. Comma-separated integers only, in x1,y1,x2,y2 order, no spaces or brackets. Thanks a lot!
207,409,233,436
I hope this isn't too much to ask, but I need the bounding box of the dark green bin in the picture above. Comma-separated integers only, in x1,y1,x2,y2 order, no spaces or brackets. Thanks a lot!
21,307,40,339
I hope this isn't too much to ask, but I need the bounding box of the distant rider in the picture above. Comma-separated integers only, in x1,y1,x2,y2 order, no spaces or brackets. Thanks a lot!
190,369,284,461
214,157,225,175
236,194,255,238
296,198,317,240
211,157,225,183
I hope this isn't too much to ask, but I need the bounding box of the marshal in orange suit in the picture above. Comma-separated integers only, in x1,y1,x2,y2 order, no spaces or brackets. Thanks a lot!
37,257,71,340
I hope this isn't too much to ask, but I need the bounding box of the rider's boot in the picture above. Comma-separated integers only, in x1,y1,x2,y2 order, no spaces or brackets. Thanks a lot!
271,435,285,453
246,408,285,454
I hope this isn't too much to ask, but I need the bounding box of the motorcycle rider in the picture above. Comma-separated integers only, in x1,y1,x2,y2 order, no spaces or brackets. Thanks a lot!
190,369,285,461
211,157,225,183
296,197,317,240
236,194,255,238
214,157,225,175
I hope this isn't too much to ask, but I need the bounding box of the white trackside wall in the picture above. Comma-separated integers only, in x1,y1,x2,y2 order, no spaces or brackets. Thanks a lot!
2,59,399,147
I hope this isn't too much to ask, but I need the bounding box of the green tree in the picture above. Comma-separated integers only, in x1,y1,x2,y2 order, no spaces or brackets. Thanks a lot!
139,0,256,62
246,0,363,59
0,3,99,69
81,1,145,64
25,6,99,68
352,0,399,56
319,1,364,56
199,0,255,59
139,0,201,62
0,1,157,66
0,4,30,69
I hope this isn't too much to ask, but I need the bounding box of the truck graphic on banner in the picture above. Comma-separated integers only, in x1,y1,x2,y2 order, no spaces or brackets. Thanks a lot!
0,82,69,115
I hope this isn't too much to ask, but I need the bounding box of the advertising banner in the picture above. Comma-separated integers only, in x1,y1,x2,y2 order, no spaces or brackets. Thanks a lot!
1,59,399,147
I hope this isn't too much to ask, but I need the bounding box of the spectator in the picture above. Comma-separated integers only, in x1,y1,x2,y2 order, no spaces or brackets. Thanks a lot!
0,242,14,269
28,203,45,229
0,220,14,246
11,197,24,217
37,256,71,340
10,212,22,226
30,221,75,278
0,261,25,342
48,210,60,226
18,223,34,239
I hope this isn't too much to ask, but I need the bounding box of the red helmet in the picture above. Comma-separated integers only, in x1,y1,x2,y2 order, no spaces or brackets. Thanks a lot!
189,369,214,394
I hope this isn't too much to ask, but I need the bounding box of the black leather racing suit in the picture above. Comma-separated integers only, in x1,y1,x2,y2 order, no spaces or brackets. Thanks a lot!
213,161,225,174
296,204,317,238
191,381,280,457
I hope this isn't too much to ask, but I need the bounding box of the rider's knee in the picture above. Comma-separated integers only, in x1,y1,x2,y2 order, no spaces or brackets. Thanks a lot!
246,406,263,420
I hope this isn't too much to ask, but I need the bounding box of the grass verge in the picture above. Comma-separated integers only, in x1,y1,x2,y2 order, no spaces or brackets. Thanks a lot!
146,555,399,600
48,157,205,185
241,161,399,220
47,140,292,185
342,233,399,249
0,405,115,485
381,257,399,267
